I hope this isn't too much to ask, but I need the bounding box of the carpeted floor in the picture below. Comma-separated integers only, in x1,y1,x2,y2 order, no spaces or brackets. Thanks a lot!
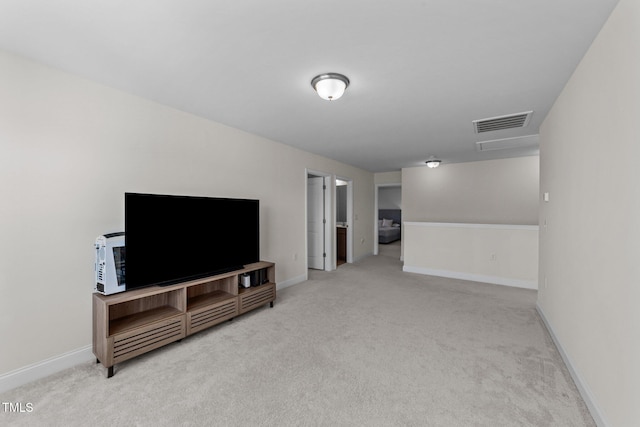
1,241,595,426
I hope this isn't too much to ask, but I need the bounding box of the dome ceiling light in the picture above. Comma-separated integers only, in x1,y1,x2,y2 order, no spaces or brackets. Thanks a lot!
425,156,441,168
311,73,350,101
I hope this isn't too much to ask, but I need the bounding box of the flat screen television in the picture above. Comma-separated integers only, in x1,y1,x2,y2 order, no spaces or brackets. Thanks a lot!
125,192,259,290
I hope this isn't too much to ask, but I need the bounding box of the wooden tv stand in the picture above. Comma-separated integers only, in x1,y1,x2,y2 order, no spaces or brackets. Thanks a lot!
93,261,275,377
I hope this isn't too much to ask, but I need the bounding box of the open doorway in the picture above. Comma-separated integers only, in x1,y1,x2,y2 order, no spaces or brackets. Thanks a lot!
374,184,402,258
335,177,353,267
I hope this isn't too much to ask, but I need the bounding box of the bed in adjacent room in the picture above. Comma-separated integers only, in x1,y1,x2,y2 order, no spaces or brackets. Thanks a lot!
378,209,402,244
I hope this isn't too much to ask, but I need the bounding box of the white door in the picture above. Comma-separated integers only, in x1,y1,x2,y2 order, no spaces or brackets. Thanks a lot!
307,176,325,270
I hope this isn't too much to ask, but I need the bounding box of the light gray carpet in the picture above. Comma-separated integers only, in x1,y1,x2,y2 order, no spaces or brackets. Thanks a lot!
1,241,594,426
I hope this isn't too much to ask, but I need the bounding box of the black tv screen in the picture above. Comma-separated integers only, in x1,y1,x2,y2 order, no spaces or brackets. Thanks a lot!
125,192,259,290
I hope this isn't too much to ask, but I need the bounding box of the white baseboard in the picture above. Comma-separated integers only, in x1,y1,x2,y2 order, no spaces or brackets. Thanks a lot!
402,265,538,290
0,345,94,394
536,304,609,427
276,273,307,291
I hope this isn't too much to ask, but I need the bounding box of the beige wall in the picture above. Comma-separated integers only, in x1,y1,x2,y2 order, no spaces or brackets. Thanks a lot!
378,187,401,210
374,171,401,185
0,51,374,376
404,222,538,289
402,156,539,225
537,0,640,425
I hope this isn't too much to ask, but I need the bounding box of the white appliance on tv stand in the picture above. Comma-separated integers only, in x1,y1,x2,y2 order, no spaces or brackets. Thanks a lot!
94,232,126,295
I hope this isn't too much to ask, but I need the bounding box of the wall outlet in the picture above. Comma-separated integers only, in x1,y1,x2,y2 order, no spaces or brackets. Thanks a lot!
490,253,497,261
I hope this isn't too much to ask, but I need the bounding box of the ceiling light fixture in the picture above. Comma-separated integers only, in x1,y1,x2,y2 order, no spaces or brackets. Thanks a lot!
311,73,350,101
425,156,441,168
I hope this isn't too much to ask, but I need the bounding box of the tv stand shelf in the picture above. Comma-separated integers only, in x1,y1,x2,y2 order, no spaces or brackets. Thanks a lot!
187,290,235,311
93,261,275,377
109,306,183,336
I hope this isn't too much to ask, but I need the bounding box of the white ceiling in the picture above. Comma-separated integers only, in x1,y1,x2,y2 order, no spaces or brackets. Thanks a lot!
0,0,619,172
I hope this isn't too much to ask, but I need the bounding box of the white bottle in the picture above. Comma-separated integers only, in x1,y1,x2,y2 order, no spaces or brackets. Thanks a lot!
241,274,251,288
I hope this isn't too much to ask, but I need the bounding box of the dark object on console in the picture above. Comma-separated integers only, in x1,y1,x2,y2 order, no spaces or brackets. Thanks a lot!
247,268,269,286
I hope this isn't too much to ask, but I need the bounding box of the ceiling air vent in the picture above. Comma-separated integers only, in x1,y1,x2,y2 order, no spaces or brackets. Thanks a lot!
472,111,533,133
